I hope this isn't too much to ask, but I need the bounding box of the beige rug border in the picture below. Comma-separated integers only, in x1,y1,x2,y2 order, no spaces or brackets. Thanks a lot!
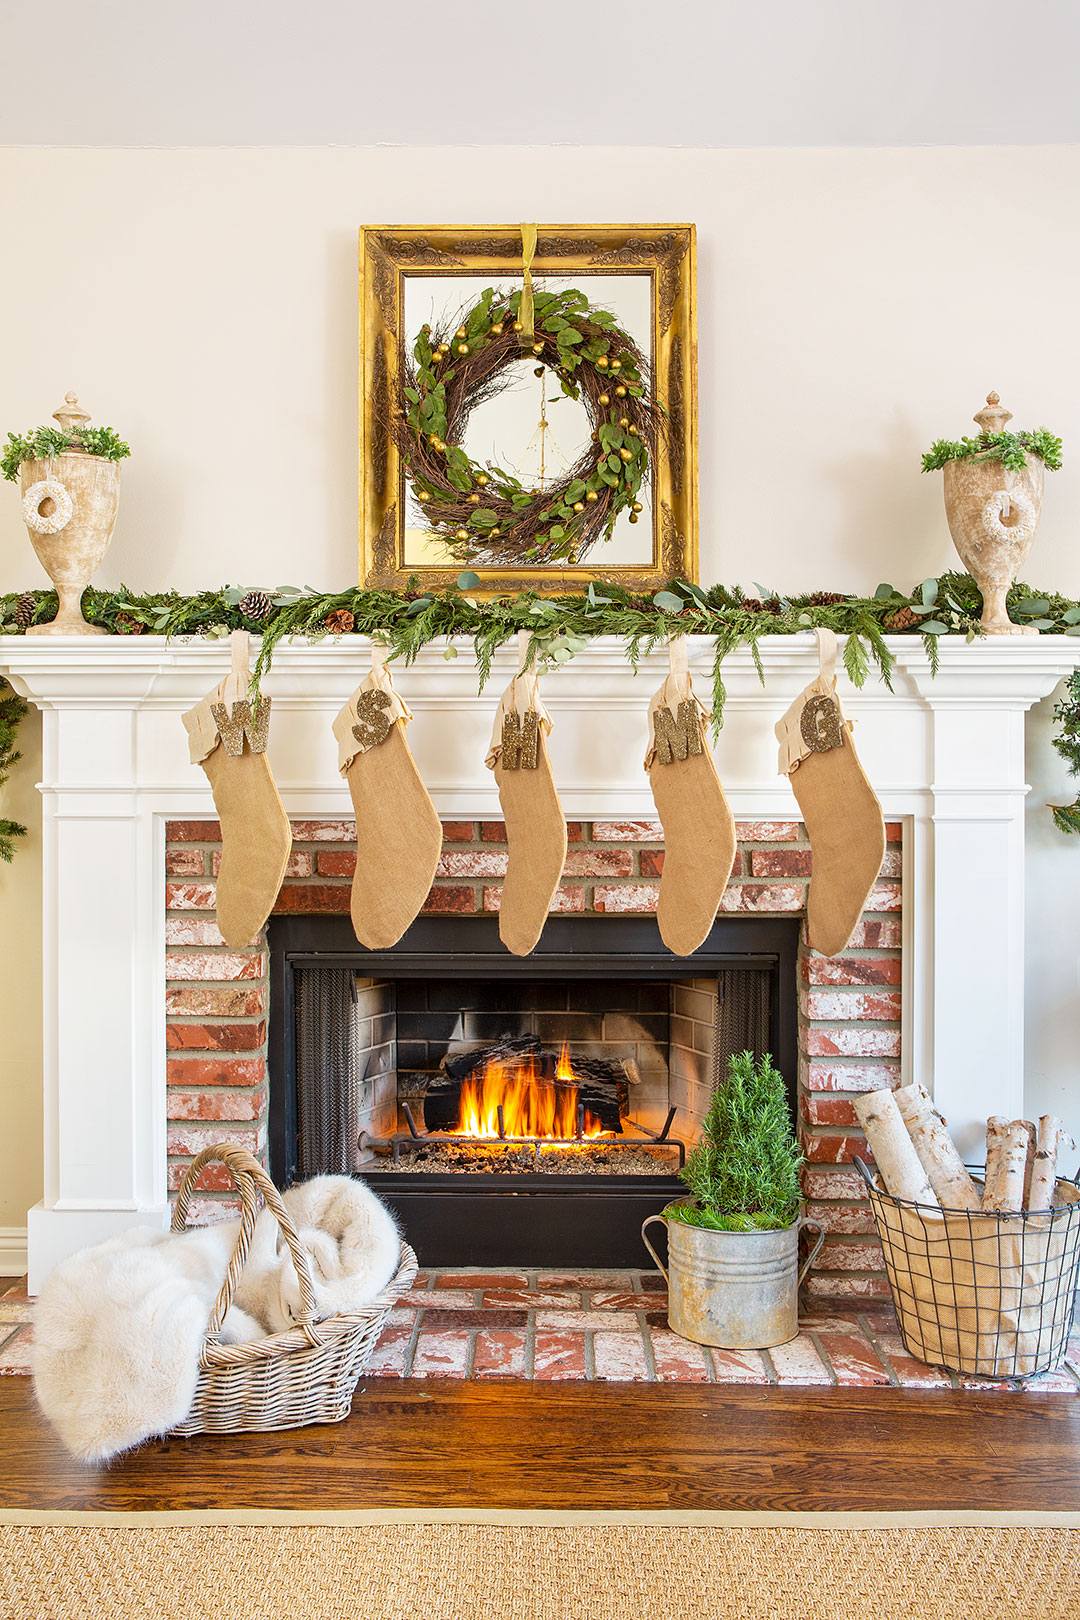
2,1508,1078,1530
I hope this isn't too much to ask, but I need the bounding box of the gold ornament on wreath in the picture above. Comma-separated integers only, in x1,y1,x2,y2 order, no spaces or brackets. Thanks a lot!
391,285,664,568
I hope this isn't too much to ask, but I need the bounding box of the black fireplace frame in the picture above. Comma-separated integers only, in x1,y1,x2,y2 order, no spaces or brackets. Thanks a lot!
267,913,800,1266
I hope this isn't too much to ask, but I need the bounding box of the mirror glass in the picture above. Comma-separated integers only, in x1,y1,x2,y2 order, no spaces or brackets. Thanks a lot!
401,272,654,569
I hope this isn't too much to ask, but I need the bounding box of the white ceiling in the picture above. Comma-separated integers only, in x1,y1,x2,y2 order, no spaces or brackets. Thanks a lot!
2,0,1078,148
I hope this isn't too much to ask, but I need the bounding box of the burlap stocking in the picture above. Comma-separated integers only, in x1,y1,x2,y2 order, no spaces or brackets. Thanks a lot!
487,642,567,956
776,628,885,957
182,633,292,949
332,647,442,949
646,636,736,956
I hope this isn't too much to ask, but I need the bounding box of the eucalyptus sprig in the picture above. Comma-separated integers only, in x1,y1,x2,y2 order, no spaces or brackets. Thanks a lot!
921,427,1062,475
2,424,131,482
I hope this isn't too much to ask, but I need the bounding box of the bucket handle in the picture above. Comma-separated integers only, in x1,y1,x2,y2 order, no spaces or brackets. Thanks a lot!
640,1213,669,1283
642,1212,826,1289
797,1216,825,1288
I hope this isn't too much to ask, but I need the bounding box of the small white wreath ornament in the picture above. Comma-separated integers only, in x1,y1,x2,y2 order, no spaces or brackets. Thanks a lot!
980,485,1037,546
22,477,74,535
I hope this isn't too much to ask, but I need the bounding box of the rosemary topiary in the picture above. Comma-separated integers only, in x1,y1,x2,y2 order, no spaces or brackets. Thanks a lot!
665,1051,803,1233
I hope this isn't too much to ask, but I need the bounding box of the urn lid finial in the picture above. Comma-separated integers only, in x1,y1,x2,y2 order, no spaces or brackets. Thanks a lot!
52,392,91,438
973,391,1012,435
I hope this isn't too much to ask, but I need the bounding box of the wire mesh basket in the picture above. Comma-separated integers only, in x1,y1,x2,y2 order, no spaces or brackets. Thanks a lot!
855,1157,1080,1380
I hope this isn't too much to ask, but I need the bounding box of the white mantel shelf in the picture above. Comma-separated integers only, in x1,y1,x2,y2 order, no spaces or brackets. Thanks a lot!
2,633,1076,1289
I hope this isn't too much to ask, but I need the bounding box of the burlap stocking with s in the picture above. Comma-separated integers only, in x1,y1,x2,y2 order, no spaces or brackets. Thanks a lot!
646,636,736,956
332,647,442,950
776,628,885,957
486,641,567,957
182,634,292,949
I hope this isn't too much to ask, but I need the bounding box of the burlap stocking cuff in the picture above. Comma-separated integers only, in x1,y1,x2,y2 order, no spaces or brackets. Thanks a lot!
333,664,412,777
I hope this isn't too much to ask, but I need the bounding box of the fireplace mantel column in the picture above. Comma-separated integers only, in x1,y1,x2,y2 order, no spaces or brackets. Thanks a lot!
893,642,1075,1156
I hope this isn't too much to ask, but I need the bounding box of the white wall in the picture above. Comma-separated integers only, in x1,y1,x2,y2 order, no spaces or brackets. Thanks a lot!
1,143,1078,1225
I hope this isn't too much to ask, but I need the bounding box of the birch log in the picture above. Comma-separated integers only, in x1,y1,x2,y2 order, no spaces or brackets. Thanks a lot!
1026,1115,1062,1212
982,1116,1008,1209
853,1088,939,1206
893,1080,981,1210
983,1119,1034,1212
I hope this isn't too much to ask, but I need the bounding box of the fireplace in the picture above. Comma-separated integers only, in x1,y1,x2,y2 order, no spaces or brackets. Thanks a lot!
267,913,799,1265
2,632,1071,1293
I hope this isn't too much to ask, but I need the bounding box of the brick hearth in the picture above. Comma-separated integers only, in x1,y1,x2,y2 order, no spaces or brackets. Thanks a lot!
164,816,904,1300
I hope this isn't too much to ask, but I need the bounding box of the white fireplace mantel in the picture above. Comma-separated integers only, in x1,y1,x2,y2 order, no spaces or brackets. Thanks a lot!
1,632,1075,1289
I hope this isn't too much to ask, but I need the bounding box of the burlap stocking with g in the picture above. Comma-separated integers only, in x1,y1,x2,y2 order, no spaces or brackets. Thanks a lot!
646,635,736,956
776,627,885,957
182,634,292,949
486,640,567,957
332,646,442,950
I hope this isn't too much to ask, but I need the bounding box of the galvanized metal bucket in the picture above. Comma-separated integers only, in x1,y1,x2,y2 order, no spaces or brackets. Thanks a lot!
641,1212,825,1349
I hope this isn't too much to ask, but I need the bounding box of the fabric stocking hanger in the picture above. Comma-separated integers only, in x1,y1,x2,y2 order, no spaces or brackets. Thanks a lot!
182,631,292,949
333,639,442,950
776,627,885,957
486,632,568,957
645,634,737,957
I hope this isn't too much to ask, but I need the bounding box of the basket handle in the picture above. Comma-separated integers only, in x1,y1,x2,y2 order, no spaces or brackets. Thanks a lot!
852,1155,875,1192
172,1143,324,1353
640,1214,670,1284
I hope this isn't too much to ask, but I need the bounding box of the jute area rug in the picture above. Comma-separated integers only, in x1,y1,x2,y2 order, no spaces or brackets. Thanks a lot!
1,1511,1078,1620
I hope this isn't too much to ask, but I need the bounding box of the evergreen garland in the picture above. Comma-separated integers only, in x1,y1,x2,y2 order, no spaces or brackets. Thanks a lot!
1,571,1079,861
1051,669,1080,835
666,1051,803,1232
0,679,27,863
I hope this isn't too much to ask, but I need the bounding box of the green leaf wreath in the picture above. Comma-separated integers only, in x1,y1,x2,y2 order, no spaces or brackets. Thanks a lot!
2,571,1080,862
2,424,130,482
390,284,663,567
921,425,1062,475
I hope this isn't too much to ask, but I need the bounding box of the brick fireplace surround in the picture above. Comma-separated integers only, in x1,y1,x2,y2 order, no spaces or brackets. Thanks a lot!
165,814,903,1303
1,630,1076,1327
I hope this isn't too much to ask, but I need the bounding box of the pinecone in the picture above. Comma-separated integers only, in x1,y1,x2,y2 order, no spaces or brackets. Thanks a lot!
114,611,145,635
14,592,35,629
325,608,355,634
762,597,784,615
239,589,273,622
807,591,847,607
882,605,921,631
738,598,763,613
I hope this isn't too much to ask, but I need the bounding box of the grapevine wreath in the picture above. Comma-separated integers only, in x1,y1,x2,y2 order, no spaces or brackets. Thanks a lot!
392,285,665,568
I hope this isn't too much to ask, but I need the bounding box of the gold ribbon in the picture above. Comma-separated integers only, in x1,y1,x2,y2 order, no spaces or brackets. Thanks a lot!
519,222,537,341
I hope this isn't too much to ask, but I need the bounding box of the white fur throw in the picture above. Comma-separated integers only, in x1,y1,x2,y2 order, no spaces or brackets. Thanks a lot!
32,1175,401,1463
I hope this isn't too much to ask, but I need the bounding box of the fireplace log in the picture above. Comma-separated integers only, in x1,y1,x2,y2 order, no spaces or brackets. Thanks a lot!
893,1081,981,1211
982,1115,1007,1208
424,1035,629,1135
982,1118,1034,1212
1026,1114,1062,1212
853,1087,938,1206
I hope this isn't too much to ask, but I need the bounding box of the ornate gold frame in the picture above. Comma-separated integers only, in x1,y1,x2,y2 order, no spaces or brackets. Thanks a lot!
358,224,697,595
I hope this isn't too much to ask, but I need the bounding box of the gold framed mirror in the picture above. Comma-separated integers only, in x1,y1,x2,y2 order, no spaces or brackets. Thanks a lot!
359,224,697,595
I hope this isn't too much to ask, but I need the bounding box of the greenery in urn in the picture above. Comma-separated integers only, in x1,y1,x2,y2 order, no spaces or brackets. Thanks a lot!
665,1051,803,1233
2,424,130,482
921,426,1062,475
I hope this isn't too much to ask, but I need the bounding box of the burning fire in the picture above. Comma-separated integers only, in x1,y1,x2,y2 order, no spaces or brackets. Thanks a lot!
451,1042,606,1141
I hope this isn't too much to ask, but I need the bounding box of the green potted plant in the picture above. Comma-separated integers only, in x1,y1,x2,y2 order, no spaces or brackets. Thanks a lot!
3,394,130,635
922,392,1062,635
642,1051,823,1349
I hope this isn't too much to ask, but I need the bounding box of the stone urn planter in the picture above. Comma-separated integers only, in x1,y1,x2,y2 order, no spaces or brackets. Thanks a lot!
18,394,120,635
940,393,1045,636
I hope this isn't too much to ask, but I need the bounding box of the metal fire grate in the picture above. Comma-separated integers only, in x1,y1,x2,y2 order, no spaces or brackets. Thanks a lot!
295,965,360,1177
363,1102,685,1168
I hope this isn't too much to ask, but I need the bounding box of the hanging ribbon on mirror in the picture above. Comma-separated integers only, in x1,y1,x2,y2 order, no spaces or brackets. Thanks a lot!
518,222,538,344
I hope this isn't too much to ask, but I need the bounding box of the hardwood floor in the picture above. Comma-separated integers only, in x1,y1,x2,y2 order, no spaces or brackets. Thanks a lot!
2,1377,1079,1514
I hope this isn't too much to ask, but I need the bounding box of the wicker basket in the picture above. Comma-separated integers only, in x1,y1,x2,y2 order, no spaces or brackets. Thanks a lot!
169,1144,417,1436
855,1156,1080,1380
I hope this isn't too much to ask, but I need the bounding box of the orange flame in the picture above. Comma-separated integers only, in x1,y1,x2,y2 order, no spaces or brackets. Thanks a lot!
451,1042,605,1140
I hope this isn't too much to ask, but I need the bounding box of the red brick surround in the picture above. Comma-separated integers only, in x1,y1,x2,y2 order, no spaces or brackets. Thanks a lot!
164,817,903,1295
